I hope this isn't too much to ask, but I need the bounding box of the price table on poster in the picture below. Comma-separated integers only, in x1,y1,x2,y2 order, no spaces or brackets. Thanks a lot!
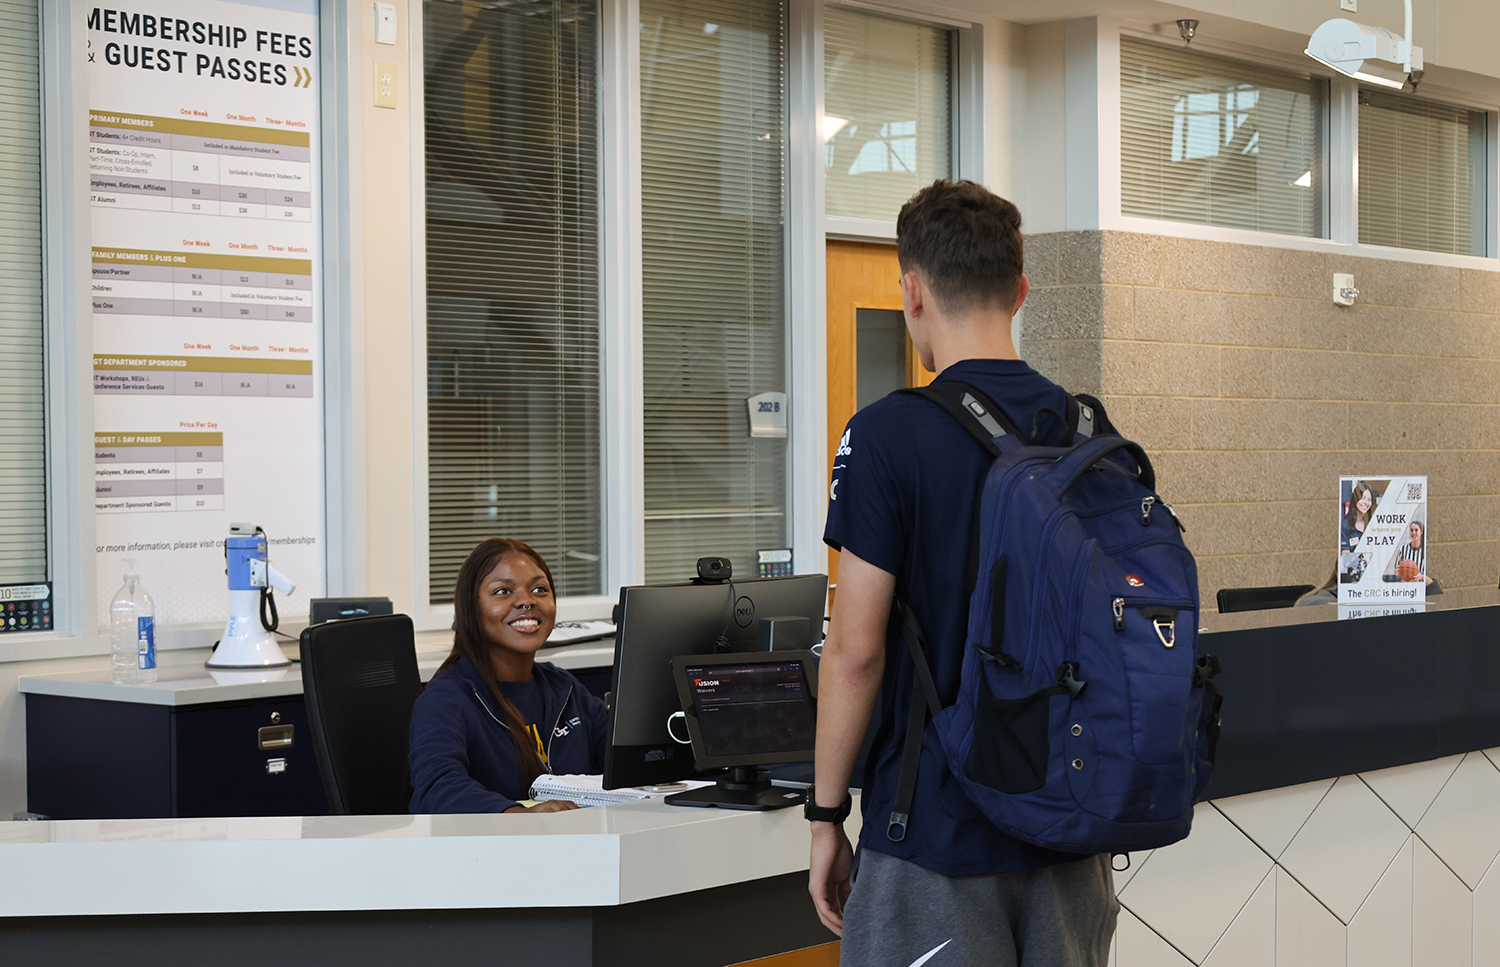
93,248,313,323
96,433,226,514
90,111,312,221
93,355,313,398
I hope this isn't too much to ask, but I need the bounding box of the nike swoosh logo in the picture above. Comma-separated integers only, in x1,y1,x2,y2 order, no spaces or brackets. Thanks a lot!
906,939,952,967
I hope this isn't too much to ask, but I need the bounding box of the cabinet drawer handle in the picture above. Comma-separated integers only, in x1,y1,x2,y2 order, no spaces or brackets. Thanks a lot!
259,724,294,749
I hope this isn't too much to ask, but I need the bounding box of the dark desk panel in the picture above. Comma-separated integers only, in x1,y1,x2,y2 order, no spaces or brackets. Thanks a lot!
1201,596,1500,800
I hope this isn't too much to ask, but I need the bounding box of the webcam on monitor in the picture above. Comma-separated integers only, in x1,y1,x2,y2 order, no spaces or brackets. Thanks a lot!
694,557,732,584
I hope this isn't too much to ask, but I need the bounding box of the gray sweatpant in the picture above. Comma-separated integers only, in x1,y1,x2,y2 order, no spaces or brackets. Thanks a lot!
838,849,1118,967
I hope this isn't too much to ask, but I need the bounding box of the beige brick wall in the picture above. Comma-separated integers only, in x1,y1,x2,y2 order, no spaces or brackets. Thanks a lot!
1021,230,1500,596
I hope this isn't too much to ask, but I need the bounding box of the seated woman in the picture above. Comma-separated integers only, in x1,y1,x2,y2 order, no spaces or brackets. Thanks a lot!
408,538,607,814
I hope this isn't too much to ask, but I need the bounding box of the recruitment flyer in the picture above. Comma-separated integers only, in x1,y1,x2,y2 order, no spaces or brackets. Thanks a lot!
1336,476,1429,608
87,0,323,630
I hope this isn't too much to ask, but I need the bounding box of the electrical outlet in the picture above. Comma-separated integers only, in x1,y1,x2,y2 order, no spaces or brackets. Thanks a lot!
374,62,397,109
1340,0,1357,11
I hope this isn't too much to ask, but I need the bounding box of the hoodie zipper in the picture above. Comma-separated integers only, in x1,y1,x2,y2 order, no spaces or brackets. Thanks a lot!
469,680,571,776
545,685,574,775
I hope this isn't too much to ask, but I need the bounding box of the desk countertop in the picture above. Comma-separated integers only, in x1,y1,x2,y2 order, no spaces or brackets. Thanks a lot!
0,791,851,918
16,638,616,706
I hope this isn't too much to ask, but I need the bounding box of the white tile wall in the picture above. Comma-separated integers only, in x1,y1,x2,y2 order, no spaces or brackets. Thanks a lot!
1201,871,1275,967
1118,803,1273,963
1274,868,1346,967
1123,752,1500,967
1276,775,1412,922
1347,835,1414,967
1413,839,1473,967
1472,853,1500,966
1361,755,1463,828
1414,753,1500,889
1114,908,1195,967
1215,779,1332,859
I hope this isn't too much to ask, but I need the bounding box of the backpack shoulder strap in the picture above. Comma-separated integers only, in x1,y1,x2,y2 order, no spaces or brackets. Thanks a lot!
896,381,1021,452
901,381,1115,449
887,598,943,843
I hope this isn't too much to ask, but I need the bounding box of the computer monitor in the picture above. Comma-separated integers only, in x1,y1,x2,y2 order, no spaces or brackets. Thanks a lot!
662,651,818,811
601,573,828,790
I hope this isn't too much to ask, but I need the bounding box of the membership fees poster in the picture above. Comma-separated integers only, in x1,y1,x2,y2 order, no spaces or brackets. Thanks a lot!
87,0,324,630
1337,476,1428,608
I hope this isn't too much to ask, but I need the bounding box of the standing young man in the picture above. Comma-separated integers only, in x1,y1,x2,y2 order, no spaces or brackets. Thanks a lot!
807,181,1119,967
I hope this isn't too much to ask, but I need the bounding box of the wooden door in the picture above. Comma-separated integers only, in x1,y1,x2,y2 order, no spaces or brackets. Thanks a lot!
825,240,935,599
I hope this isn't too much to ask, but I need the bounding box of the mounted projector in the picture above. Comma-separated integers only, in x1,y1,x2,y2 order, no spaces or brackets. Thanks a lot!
1305,5,1422,91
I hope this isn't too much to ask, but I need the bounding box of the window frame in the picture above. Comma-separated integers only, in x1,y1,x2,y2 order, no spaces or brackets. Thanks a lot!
819,1,980,242
1096,19,1500,268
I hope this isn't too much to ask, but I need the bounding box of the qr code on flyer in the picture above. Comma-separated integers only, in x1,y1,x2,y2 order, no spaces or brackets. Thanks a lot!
1406,481,1424,501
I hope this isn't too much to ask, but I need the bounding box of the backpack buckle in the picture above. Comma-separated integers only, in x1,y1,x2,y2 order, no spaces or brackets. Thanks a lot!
1154,618,1176,648
1057,662,1088,699
887,811,909,842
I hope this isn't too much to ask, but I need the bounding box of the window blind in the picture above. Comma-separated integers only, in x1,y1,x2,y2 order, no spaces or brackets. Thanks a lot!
424,0,601,602
1120,38,1324,237
823,7,951,222
0,0,46,585
1359,90,1487,257
640,0,787,584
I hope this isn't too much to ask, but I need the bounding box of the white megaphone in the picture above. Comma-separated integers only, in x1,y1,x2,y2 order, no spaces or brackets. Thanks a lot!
206,523,296,668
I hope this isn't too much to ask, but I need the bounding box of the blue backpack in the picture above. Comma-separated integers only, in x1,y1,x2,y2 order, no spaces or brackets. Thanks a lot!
888,382,1222,855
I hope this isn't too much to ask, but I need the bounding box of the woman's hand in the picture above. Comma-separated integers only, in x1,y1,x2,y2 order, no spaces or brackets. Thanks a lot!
504,799,580,814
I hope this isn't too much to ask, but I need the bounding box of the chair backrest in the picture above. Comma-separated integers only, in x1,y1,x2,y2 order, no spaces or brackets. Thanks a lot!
1215,585,1317,614
300,614,423,815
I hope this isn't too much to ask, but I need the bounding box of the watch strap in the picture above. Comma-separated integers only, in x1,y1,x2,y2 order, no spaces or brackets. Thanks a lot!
804,786,852,823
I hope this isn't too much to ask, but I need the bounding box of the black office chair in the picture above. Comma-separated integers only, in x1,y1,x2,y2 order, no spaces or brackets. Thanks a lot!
300,614,423,814
1215,585,1316,614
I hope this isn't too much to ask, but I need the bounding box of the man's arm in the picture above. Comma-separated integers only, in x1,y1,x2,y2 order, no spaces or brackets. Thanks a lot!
808,549,894,935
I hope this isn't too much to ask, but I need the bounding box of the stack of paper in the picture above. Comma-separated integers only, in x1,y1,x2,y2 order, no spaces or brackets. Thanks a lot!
545,620,616,646
529,774,712,806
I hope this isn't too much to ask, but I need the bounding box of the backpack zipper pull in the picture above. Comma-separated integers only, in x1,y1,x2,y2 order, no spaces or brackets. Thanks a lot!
1112,597,1125,632
1159,499,1186,533
1140,496,1155,526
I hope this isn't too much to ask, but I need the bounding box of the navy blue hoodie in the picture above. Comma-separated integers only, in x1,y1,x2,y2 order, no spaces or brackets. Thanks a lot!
408,655,608,814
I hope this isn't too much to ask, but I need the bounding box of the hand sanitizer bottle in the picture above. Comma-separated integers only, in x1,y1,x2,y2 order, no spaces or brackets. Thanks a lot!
110,558,157,684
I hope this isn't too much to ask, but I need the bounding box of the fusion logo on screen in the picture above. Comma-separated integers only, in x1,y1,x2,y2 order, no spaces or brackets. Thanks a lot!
686,662,814,758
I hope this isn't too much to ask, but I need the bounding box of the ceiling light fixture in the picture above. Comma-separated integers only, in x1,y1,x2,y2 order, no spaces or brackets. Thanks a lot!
1176,20,1198,47
821,115,850,142
1304,0,1422,91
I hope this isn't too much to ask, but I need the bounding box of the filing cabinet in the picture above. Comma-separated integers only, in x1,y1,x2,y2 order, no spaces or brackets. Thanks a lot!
25,693,329,820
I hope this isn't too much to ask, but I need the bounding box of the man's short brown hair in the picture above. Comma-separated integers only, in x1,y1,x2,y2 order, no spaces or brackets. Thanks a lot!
896,180,1024,315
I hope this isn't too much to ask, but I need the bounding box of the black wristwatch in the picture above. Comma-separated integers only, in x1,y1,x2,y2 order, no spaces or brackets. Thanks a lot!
804,786,853,823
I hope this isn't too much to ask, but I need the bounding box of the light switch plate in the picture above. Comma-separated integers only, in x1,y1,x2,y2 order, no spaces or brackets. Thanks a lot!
1340,0,1357,10
374,62,397,109
375,3,397,45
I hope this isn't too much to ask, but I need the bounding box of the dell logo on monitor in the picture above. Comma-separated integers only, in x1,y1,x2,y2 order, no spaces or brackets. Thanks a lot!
734,596,755,627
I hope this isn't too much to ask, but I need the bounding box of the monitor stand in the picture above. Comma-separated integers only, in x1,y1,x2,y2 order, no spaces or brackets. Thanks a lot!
664,766,806,811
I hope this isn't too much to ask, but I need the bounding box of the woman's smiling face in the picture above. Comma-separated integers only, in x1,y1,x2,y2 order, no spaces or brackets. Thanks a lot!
479,552,557,661
1409,521,1424,547
1356,489,1373,514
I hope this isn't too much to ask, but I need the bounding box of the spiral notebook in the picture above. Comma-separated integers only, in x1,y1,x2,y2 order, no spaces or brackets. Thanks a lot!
528,774,712,807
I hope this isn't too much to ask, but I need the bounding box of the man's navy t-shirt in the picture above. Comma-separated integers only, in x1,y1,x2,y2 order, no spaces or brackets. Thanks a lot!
824,358,1086,877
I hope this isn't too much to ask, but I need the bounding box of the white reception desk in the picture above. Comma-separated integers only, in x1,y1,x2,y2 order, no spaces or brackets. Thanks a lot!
0,793,850,966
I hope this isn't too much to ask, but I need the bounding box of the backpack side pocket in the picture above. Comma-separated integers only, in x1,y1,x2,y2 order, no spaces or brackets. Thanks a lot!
965,674,1056,795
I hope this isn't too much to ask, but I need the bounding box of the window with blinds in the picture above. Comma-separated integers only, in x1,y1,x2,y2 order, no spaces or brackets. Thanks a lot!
424,0,601,602
640,0,787,583
1121,38,1325,237
824,7,951,222
0,0,46,586
1358,90,1488,257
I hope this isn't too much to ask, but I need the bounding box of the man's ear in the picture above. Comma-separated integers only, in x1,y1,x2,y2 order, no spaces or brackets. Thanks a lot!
903,271,925,317
1011,274,1030,316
